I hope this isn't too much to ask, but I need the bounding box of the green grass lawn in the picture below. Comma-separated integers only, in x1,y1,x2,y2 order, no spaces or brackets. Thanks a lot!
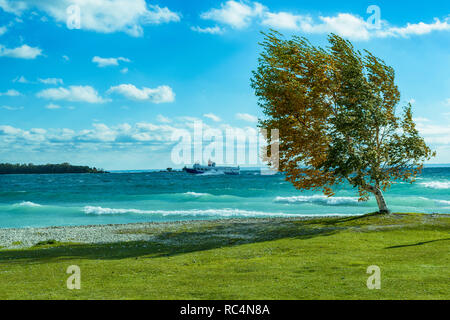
0,213,449,300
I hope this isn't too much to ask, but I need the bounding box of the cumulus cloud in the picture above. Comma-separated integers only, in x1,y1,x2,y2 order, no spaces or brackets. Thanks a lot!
377,18,450,37
108,84,175,103
191,26,224,34
261,12,373,40
203,113,221,122
1,105,23,110
0,0,27,15
0,122,180,146
200,0,265,29
415,119,450,146
0,89,21,96
38,78,63,85
0,0,180,37
0,44,42,59
157,115,172,123
236,113,258,122
0,119,260,150
198,1,450,40
45,103,61,109
261,11,305,30
92,56,130,67
37,85,108,103
12,75,28,83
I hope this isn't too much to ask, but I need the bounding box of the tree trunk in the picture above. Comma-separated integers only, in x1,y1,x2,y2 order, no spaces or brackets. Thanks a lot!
366,185,390,214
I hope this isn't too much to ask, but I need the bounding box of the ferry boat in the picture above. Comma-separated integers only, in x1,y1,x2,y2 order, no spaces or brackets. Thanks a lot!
183,160,240,175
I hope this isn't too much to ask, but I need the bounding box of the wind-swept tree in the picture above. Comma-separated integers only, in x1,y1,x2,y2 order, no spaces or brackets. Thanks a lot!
251,31,434,214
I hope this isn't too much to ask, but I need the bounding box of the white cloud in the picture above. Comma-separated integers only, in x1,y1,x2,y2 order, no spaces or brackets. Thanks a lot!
92,56,130,67
378,18,450,37
120,67,129,74
45,103,61,109
38,78,63,85
0,0,27,15
0,120,260,153
315,14,372,40
263,12,372,40
12,75,28,83
198,2,450,40
416,122,450,145
0,0,180,37
0,105,23,110
108,84,175,103
157,115,172,123
0,125,22,135
236,113,258,122
37,85,108,103
62,55,69,61
200,0,265,29
261,11,304,30
0,89,21,96
0,44,42,59
0,25,7,35
203,113,221,122
413,117,430,123
191,26,224,34
265,13,450,40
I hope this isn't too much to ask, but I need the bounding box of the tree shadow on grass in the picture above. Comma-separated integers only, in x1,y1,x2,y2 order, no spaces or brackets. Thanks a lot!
385,238,450,249
0,220,340,264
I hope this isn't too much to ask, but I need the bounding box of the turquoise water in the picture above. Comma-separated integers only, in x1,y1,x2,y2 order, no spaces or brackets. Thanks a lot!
0,168,449,228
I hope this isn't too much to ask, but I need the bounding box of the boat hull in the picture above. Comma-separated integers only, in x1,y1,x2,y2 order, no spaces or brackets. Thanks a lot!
184,167,240,175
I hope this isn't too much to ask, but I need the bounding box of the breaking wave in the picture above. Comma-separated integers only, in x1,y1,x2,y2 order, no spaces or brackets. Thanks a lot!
14,201,42,207
435,199,450,206
184,192,211,197
274,195,360,206
82,206,354,218
419,181,450,189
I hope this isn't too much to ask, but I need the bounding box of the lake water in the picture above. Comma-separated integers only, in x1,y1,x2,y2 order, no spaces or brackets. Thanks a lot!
0,168,449,228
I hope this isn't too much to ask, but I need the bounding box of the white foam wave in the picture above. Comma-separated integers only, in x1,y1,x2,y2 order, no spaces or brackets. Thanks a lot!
419,181,450,189
198,171,225,176
184,192,210,197
435,199,450,206
14,201,42,207
82,206,354,218
274,195,360,205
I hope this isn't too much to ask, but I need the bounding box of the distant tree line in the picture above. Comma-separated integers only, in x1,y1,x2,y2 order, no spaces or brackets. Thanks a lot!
0,163,108,174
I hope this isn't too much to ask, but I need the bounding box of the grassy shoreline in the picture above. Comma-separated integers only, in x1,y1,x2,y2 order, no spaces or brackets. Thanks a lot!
0,213,449,299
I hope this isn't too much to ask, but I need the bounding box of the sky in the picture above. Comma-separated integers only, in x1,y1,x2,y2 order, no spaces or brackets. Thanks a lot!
0,0,449,170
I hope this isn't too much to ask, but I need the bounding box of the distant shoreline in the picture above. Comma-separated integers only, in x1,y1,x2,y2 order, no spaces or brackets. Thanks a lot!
0,163,108,175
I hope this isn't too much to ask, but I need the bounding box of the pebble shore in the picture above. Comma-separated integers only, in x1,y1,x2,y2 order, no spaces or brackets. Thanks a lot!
0,220,207,249
0,217,314,250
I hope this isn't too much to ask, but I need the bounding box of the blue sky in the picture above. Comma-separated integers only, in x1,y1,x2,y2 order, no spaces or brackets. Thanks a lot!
0,0,449,169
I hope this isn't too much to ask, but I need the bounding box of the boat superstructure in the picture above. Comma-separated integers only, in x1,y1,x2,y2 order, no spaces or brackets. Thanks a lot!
183,160,240,175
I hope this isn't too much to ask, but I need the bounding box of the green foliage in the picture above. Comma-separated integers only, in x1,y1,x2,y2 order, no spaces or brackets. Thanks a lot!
251,32,435,211
0,162,107,174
